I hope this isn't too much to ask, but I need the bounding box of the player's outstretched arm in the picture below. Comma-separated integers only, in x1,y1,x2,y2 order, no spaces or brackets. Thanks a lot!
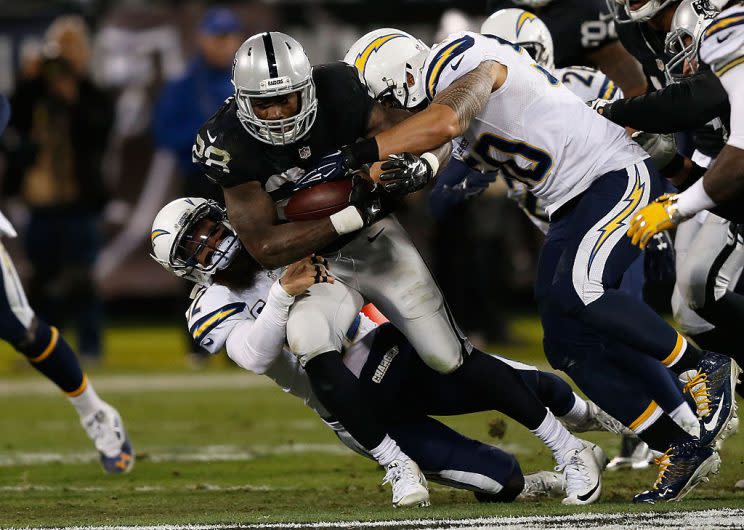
224,182,341,269
370,61,505,161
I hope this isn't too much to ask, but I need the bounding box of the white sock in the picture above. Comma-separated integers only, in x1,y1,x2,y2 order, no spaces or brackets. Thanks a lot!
559,393,590,424
532,410,583,461
68,380,106,419
370,435,403,467
669,403,701,438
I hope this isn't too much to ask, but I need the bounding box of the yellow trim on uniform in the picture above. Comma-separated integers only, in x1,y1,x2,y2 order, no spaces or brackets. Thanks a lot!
30,326,59,363
515,11,536,37
353,34,405,75
427,40,467,99
716,55,744,77
601,80,616,100
662,334,686,367
705,14,744,38
193,307,242,340
588,173,645,269
65,373,88,397
629,400,658,432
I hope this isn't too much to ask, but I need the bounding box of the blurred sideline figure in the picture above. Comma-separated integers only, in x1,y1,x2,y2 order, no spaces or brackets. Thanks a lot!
152,7,243,365
4,16,112,363
0,94,133,474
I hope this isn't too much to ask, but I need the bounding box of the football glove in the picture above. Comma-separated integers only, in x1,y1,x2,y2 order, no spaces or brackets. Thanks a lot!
348,173,395,227
293,150,353,191
588,98,610,114
379,153,435,195
631,131,677,171
627,194,684,249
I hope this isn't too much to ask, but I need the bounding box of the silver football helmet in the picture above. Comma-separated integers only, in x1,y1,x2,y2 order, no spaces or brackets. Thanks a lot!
481,9,555,69
664,0,719,81
232,32,317,145
607,0,680,23
343,28,430,110
151,198,240,285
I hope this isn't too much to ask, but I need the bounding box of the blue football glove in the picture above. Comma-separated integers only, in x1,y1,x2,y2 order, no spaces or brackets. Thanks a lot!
294,150,352,191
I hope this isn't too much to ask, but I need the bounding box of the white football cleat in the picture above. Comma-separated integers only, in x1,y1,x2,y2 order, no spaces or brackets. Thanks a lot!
558,440,603,505
561,400,631,435
382,458,430,508
607,435,654,470
519,470,565,499
81,403,134,474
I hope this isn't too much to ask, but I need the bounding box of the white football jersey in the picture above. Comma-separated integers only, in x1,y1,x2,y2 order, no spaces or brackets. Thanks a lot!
554,66,624,104
186,271,377,417
426,32,647,216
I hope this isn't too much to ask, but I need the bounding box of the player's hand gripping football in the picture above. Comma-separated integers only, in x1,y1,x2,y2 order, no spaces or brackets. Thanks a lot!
348,173,395,227
279,255,334,296
627,194,683,249
379,153,436,195
293,151,353,192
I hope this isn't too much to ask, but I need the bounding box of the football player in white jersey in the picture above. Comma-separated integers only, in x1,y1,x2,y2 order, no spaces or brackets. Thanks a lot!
150,197,626,505
629,0,744,235
0,95,134,474
337,29,738,502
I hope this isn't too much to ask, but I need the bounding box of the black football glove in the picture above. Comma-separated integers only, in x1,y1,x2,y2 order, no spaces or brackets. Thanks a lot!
348,173,395,227
294,150,353,192
379,153,435,196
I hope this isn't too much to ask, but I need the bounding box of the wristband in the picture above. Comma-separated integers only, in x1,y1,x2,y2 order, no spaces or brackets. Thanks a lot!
676,178,716,218
346,138,380,168
330,205,364,235
421,152,440,176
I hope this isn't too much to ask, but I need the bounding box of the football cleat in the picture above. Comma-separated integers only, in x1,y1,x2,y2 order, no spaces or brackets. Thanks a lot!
607,435,654,470
680,354,741,449
81,404,135,474
632,440,720,503
557,440,603,505
561,400,632,435
518,471,565,499
382,458,430,508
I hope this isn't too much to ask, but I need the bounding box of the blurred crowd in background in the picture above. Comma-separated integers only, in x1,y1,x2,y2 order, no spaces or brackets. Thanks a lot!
0,1,580,362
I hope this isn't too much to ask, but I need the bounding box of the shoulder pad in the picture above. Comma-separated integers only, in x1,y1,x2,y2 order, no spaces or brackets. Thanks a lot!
186,284,248,354
700,7,744,77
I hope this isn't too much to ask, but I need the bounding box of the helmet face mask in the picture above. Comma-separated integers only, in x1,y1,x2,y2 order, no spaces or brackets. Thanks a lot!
151,198,240,285
607,0,680,23
232,32,318,145
664,0,719,82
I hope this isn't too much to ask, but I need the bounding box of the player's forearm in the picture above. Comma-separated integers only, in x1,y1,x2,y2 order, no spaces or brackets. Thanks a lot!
226,281,294,374
700,144,744,206
373,103,460,159
241,220,339,269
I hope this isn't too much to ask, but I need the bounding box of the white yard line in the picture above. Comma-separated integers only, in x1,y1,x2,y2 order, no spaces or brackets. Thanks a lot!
0,373,271,396
0,443,353,467
4,509,744,529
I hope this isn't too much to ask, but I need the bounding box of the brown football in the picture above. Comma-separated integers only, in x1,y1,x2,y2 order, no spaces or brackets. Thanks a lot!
284,179,353,222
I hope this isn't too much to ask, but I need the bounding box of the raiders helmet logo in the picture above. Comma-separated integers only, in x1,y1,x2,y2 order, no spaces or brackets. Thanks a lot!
298,146,311,159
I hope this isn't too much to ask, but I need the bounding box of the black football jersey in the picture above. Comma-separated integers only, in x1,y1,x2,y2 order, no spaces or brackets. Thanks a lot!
193,62,374,202
615,21,670,91
488,0,618,68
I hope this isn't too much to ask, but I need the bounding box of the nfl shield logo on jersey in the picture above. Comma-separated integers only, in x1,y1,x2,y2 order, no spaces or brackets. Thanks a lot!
298,146,311,159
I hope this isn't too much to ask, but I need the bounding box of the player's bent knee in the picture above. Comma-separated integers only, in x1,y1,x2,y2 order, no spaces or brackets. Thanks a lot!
286,311,340,364
417,347,462,374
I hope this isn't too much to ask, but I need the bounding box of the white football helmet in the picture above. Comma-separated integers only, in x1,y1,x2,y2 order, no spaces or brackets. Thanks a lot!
664,0,719,82
150,198,240,285
343,28,430,110
232,32,317,145
481,9,555,69
607,0,680,23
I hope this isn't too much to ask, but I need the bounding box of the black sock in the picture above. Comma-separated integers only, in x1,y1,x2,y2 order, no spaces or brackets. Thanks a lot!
304,351,387,450
637,414,694,452
670,343,704,373
452,350,548,430
535,371,575,417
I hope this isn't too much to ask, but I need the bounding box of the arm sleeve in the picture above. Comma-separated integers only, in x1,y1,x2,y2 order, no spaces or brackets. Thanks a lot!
602,71,729,132
225,281,296,374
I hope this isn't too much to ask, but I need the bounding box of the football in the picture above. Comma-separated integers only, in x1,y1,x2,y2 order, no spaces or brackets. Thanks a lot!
284,179,353,222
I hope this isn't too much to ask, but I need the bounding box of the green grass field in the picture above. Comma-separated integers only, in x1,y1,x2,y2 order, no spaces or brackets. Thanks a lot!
0,319,742,528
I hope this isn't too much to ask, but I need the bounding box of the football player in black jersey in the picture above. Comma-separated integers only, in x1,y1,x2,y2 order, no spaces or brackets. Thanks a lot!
191,31,595,505
488,0,648,95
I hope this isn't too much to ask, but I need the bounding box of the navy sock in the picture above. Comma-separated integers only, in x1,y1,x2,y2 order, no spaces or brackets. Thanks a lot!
535,371,575,417
637,414,694,452
19,319,85,395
